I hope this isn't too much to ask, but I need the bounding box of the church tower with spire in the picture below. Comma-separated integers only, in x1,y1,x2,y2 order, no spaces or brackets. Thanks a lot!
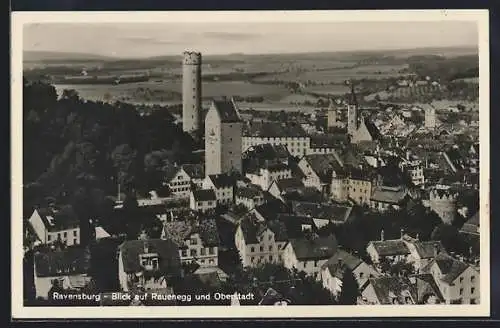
346,80,358,137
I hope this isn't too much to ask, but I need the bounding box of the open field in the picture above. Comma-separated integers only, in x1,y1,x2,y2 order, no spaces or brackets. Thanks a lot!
252,64,409,84
30,46,479,109
303,84,351,96
54,79,291,104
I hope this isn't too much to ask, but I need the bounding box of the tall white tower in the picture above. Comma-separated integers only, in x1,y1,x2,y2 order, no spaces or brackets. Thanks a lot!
182,51,202,135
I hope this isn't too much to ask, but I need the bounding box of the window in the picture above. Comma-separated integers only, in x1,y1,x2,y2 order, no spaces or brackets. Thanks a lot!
471,276,476,283
57,233,61,239
269,255,273,261
459,288,463,295
181,250,187,257
190,238,198,245
359,272,364,279
251,257,255,263
268,235,272,241
260,246,264,252
209,247,215,255
64,232,67,238
190,249,197,257
460,277,464,283
201,248,206,256
209,259,214,265
470,299,476,304
73,239,77,244
250,247,255,253
268,245,273,251
471,287,475,294
47,235,52,241
200,259,205,264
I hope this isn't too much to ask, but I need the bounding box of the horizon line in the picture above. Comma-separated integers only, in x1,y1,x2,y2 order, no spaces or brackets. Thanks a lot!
23,44,478,61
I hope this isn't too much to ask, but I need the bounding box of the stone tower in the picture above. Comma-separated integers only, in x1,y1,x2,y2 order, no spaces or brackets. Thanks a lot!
425,105,436,129
182,51,202,135
327,99,337,129
205,98,242,176
346,82,358,137
429,186,458,224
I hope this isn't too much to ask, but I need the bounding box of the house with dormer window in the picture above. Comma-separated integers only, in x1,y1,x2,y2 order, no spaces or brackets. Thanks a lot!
234,213,288,267
203,173,236,205
282,234,338,279
161,219,220,268
117,239,181,292
33,246,92,299
28,208,81,247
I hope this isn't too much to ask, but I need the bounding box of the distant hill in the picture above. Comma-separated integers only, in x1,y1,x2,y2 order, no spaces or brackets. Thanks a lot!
24,46,477,64
23,51,119,62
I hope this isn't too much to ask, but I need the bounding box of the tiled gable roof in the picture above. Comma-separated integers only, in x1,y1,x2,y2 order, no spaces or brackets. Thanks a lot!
369,276,417,304
409,273,444,303
208,173,236,189
118,239,181,275
32,207,80,232
239,214,288,244
236,185,264,199
423,253,471,284
182,164,205,179
275,178,304,192
322,249,363,278
369,239,410,257
254,199,289,221
276,214,316,239
34,246,91,277
291,201,354,223
243,121,307,138
192,189,217,202
163,219,220,247
370,186,408,204
212,99,240,123
289,235,338,261
304,153,344,184
412,241,445,259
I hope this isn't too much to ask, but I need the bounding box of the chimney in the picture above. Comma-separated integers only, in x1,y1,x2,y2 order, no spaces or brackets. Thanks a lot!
400,228,404,239
415,233,419,241
380,229,385,241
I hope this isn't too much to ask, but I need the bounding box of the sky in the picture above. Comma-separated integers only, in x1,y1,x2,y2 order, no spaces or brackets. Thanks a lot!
23,21,478,58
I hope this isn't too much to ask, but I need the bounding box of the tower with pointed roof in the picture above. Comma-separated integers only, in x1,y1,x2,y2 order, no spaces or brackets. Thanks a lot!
205,97,243,176
346,81,358,137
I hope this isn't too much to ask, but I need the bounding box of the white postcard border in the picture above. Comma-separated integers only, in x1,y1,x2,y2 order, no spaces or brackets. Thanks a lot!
11,9,491,319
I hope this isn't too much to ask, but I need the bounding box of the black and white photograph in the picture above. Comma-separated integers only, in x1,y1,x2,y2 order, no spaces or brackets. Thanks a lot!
11,10,490,318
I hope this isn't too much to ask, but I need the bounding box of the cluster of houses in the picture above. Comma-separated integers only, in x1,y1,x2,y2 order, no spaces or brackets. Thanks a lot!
24,89,480,306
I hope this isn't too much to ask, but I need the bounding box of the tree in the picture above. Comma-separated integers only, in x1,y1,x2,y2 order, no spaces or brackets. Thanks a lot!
111,144,137,188
337,266,360,305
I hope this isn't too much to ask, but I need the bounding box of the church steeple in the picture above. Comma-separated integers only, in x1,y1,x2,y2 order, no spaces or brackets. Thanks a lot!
346,80,358,137
347,80,358,106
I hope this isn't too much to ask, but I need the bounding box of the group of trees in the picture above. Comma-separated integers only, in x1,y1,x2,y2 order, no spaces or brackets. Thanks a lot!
23,79,197,242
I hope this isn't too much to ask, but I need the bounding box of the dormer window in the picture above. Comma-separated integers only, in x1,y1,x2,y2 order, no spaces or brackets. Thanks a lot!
139,253,159,271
